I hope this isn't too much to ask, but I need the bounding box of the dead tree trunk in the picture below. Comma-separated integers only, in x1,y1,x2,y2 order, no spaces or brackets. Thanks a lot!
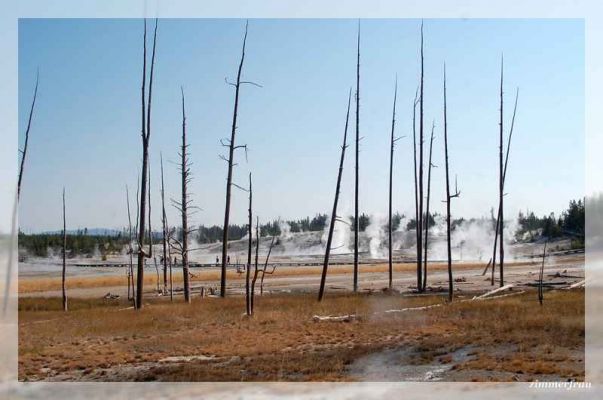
135,19,158,310
62,188,68,312
539,240,547,305
443,65,460,302
125,185,134,302
417,21,425,292
245,173,253,316
423,123,435,291
178,87,191,303
221,21,252,298
5,72,39,315
353,20,361,293
160,153,168,294
251,216,260,314
260,235,277,296
388,79,399,290
490,88,519,284
318,90,351,301
18,70,39,200
498,57,505,288
148,159,153,259
412,87,420,292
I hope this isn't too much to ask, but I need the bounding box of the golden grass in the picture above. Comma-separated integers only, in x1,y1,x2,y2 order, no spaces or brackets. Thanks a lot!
19,260,539,294
18,288,584,381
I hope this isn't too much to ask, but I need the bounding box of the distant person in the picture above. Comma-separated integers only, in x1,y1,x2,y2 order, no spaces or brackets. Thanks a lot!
227,255,230,265
216,256,219,265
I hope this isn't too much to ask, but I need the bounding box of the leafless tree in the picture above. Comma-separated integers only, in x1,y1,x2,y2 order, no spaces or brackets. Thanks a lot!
412,86,420,292
245,173,253,316
62,188,68,312
318,90,352,302
18,70,39,200
422,122,435,291
125,185,135,303
5,72,40,315
539,240,547,305
135,19,158,310
388,79,401,290
490,87,519,285
221,21,260,297
353,20,361,293
259,235,277,296
170,87,193,303
443,65,460,302
417,21,425,292
497,57,505,288
160,153,169,294
251,216,260,314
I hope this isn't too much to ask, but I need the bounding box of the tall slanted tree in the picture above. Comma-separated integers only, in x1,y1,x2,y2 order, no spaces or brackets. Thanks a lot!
5,71,39,315
443,65,460,302
490,87,519,285
417,21,425,292
18,70,39,200
62,187,68,312
318,90,352,301
388,79,401,290
353,20,361,293
135,19,158,310
221,21,260,297
422,122,435,290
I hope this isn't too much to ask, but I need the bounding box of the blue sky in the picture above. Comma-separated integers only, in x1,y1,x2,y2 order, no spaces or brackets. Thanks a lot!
18,18,584,232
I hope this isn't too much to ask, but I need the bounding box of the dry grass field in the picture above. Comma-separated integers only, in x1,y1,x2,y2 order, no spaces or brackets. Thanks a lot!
18,288,584,382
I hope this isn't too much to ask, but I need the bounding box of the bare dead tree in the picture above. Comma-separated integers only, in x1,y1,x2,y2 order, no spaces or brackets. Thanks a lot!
18,70,39,200
412,86,420,292
417,21,425,292
443,65,460,302
498,56,505,288
353,20,361,293
135,18,158,310
160,153,168,294
318,90,352,302
170,87,193,303
125,185,135,303
62,188,68,312
251,216,260,314
423,122,435,291
5,72,39,315
245,173,253,316
539,240,547,305
259,235,277,296
490,88,519,284
221,21,260,297
148,158,153,259
388,78,401,290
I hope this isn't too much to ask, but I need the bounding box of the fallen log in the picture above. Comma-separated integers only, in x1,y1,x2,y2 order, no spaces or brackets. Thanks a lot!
382,303,443,313
312,314,357,323
472,283,514,300
564,279,585,289
471,290,525,301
